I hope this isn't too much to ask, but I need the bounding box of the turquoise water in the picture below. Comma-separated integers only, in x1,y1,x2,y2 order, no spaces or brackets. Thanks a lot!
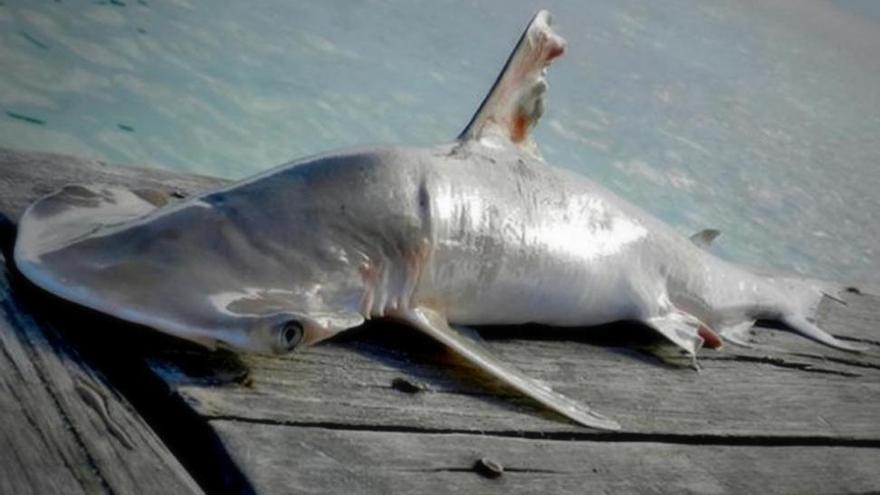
1,1,879,288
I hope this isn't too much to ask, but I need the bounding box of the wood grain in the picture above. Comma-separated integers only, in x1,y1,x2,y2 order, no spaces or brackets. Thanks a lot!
212,421,880,495
0,256,203,495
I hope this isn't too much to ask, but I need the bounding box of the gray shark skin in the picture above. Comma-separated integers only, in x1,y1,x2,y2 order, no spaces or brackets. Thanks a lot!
13,11,863,430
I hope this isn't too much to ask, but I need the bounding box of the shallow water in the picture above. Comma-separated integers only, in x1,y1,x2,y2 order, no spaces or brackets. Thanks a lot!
1,0,878,288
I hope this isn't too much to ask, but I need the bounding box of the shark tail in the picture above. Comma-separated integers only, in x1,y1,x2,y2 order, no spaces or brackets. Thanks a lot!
770,275,867,353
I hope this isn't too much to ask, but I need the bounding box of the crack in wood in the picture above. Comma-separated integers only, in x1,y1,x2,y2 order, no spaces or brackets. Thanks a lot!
699,355,862,377
206,416,880,449
74,377,136,450
406,466,566,474
363,382,522,399
835,335,880,347
787,353,880,371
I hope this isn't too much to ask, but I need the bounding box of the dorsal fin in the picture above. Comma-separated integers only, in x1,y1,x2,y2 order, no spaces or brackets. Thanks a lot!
689,228,721,250
458,10,566,156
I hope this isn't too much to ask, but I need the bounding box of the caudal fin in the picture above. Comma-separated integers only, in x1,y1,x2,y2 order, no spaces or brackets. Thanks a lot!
769,275,867,353
782,314,867,353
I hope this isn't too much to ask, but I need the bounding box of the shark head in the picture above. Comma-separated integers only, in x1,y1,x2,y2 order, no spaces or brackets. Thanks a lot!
14,183,366,354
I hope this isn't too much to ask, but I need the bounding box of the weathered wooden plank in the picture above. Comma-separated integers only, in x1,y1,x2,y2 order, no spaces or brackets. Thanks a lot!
211,421,880,495
0,255,203,494
3,147,879,494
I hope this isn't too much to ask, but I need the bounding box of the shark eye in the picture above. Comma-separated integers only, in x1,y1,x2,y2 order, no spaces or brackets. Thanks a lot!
277,320,304,352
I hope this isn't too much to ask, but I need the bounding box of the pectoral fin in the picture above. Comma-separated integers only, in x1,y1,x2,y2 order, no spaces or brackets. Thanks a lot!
396,307,621,431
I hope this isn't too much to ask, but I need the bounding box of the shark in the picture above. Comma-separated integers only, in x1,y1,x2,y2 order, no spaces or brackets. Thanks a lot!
13,11,863,430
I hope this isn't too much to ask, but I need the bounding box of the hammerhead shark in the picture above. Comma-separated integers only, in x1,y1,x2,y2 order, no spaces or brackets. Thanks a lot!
13,11,862,430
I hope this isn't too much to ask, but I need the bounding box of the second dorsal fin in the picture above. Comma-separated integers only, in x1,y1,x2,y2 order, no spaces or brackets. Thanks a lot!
689,229,721,250
458,10,566,156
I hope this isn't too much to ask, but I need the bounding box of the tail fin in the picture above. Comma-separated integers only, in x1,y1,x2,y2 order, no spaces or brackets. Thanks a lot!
769,275,867,353
782,314,866,352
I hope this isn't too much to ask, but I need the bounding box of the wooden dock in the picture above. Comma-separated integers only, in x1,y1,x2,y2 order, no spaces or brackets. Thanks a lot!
1,147,879,494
